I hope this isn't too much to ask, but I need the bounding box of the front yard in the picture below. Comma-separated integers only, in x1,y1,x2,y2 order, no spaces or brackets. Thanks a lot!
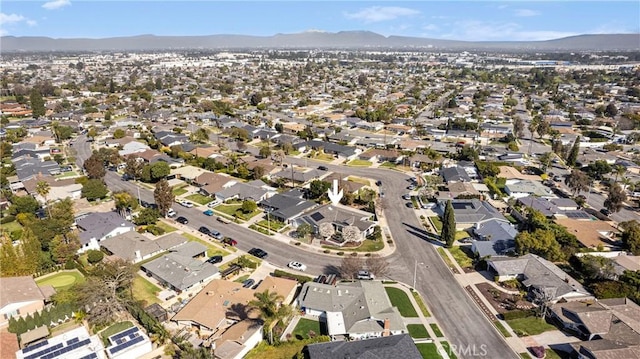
429,216,443,233
506,316,556,337
449,246,474,269
172,185,189,196
185,193,214,205
215,203,261,221
346,159,372,167
407,324,430,338
384,287,418,317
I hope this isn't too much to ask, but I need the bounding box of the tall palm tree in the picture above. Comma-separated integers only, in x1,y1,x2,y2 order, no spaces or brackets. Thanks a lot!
36,180,51,216
249,290,291,344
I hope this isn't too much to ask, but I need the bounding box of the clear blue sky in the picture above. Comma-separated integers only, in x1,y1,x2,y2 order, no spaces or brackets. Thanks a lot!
1,1,638,41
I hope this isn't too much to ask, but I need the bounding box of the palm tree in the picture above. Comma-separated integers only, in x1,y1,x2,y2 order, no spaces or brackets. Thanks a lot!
249,290,291,344
36,180,51,216
613,165,626,182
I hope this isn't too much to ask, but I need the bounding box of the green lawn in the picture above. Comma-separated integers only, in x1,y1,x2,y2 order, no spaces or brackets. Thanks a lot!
410,289,431,317
1,221,22,233
172,186,188,196
55,171,79,179
347,159,372,167
379,161,397,168
441,342,458,359
36,270,85,291
244,337,330,359
100,321,134,344
449,246,473,268
185,193,214,205
506,317,556,337
346,176,371,185
429,217,443,233
256,218,287,231
416,343,441,359
407,324,430,338
520,353,533,359
309,152,336,162
292,318,322,339
436,248,456,269
494,320,512,337
132,275,161,305
215,204,261,221
455,231,470,240
384,287,418,317
156,221,177,233
322,239,384,253
234,275,250,283
430,323,444,337
183,234,232,257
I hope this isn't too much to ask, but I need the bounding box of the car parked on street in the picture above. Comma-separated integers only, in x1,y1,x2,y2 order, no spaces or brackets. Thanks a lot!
176,216,189,224
248,248,268,259
203,209,214,216
167,209,177,217
198,226,211,235
222,237,237,246
179,200,194,208
288,261,307,271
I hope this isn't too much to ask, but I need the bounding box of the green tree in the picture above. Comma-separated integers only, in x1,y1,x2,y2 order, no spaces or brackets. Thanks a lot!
249,290,291,344
9,195,39,215
36,180,51,217
512,117,524,138
605,103,618,118
252,165,266,180
84,153,106,179
134,208,161,225
441,200,456,248
81,179,109,201
50,234,80,264
604,183,627,213
20,228,43,274
259,145,271,159
0,236,20,276
29,89,46,118
114,191,138,217
154,179,174,217
124,156,143,180
515,229,564,261
113,129,126,139
538,152,554,172
241,200,257,214
296,223,313,239
584,160,612,180
308,180,331,200
150,161,170,182
87,249,104,264
620,221,640,255
191,128,209,144
565,170,590,196
567,136,581,167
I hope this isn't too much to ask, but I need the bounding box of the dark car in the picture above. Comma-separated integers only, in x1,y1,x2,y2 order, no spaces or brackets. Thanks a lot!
206,255,223,264
176,216,189,225
222,237,238,246
198,226,211,235
318,165,328,171
242,279,255,288
248,248,268,259
600,208,612,217
375,180,382,186
406,202,414,208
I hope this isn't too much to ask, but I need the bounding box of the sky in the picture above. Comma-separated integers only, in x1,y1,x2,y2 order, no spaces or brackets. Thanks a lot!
1,1,639,41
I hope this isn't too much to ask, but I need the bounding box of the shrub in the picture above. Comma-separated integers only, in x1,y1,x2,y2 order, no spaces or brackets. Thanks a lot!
323,250,331,254
350,252,358,257
336,252,344,256
294,242,301,246
86,250,104,264
146,225,165,236
0,215,16,224
64,259,76,270
273,269,313,283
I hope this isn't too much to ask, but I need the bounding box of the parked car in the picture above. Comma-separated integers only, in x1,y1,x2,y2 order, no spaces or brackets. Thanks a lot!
198,226,211,235
406,202,414,208
179,200,194,208
248,248,268,259
207,199,221,208
318,165,328,171
209,229,223,240
600,208,612,217
166,209,177,217
288,261,307,271
217,216,231,224
375,180,382,186
203,209,214,216
357,270,375,280
206,255,223,264
242,279,255,288
402,194,411,200
222,237,237,246
176,216,189,224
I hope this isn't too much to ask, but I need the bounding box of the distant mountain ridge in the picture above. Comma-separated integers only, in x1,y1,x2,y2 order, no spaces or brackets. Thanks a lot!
1,31,639,52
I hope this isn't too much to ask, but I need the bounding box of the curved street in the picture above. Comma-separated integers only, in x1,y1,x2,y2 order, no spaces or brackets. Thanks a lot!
74,135,517,359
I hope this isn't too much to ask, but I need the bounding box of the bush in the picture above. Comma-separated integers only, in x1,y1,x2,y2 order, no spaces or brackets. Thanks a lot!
145,225,165,236
86,250,104,264
0,215,16,224
273,270,313,283
336,252,344,256
323,250,331,254
350,252,358,257
64,259,77,270
294,242,301,246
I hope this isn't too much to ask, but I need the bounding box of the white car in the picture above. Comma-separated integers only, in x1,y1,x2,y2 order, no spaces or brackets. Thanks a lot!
288,261,307,272
179,200,194,208
207,199,221,208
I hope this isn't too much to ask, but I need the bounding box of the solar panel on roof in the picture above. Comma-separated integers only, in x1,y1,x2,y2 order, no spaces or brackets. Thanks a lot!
23,340,49,353
310,212,324,221
109,326,138,342
67,338,79,345
79,354,97,359
25,343,63,359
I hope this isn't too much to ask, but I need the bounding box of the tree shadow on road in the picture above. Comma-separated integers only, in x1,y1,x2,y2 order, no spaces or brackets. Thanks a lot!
402,222,443,246
324,265,341,276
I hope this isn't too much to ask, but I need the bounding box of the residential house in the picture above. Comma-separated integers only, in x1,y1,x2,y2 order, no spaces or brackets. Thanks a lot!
141,242,219,294
471,219,518,258
438,199,508,231
193,172,237,197
76,212,135,253
100,232,188,263
487,254,592,302
215,182,272,202
118,141,150,157
304,334,422,359
440,166,472,183
212,320,263,359
0,277,51,327
171,165,210,183
15,326,106,359
13,157,60,182
504,179,556,199
358,149,402,164
22,176,82,204
0,332,19,359
294,204,377,245
259,189,318,224
554,218,620,249
297,280,407,340
270,168,323,186
295,140,359,160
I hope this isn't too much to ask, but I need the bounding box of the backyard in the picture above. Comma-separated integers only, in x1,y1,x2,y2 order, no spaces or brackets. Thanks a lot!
291,318,322,340
384,287,418,317
36,270,85,291
132,275,161,305
185,193,214,205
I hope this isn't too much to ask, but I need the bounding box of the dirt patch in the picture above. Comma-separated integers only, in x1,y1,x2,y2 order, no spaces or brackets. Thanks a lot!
476,282,533,314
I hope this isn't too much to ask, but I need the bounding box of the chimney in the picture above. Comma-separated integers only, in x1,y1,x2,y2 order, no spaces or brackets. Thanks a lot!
382,318,390,337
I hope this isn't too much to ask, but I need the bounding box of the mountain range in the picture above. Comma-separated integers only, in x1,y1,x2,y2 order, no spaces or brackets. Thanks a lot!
1,31,639,52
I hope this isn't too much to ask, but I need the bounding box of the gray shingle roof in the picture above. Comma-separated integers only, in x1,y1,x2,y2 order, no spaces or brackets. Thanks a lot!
100,231,187,261
141,243,218,291
76,212,134,245
305,334,421,359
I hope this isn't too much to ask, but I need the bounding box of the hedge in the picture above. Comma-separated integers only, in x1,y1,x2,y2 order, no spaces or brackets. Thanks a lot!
0,215,16,224
273,269,314,284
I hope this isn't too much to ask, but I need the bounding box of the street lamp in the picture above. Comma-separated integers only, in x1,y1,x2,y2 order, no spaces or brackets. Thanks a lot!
413,260,425,289
266,208,273,234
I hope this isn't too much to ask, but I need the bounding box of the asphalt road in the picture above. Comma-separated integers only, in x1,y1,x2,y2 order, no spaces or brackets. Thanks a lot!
74,135,517,359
